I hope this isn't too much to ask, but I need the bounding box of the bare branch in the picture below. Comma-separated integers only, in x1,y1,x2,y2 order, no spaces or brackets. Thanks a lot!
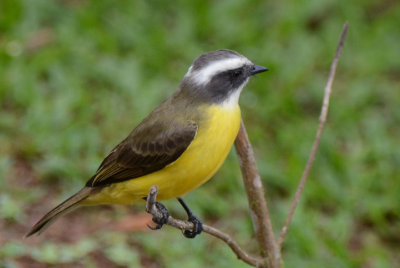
146,185,264,267
278,22,349,249
234,121,281,268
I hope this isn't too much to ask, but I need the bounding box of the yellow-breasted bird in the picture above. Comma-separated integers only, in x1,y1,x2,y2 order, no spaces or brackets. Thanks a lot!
26,49,268,238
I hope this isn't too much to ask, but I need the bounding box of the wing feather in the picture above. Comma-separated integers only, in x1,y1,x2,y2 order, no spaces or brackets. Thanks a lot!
86,121,198,187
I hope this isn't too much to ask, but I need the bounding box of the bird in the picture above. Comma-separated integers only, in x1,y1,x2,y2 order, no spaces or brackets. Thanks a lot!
26,49,268,238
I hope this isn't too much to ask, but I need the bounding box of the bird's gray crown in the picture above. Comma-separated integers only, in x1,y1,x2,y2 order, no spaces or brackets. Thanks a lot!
191,49,246,71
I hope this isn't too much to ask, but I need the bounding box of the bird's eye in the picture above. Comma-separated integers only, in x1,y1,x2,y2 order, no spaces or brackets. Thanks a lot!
232,69,242,77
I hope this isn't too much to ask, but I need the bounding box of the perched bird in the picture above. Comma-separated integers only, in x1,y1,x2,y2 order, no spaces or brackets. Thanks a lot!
26,49,268,238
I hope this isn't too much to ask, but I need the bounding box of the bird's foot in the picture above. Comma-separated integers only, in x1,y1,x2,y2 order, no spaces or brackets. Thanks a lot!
183,214,203,238
178,197,203,238
147,202,170,230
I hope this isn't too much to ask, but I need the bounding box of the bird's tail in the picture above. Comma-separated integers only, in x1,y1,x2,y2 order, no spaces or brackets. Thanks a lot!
25,187,95,237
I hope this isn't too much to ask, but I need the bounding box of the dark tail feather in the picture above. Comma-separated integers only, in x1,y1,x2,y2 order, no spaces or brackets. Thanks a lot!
25,187,94,237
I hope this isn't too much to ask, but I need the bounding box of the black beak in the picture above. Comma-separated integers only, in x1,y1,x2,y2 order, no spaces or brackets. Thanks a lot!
250,65,268,76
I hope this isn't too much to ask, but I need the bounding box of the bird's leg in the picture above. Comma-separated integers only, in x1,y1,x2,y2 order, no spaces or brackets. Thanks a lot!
147,201,170,230
177,197,203,238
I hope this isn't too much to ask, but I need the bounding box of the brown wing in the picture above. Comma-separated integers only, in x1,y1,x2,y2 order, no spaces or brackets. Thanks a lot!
86,121,198,187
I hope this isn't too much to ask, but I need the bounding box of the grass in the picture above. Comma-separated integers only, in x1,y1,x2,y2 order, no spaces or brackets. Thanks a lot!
1,0,400,267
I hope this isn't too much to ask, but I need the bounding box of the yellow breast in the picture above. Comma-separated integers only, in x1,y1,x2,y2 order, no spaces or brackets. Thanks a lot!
85,104,241,205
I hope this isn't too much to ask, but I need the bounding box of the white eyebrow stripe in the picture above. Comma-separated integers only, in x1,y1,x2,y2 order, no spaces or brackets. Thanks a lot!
190,57,251,85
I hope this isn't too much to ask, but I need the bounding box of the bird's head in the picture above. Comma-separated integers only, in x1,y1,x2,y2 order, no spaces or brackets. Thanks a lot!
180,49,268,106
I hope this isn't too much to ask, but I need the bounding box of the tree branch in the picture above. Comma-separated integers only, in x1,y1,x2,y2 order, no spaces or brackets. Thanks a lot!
145,185,264,267
234,121,281,268
278,22,349,249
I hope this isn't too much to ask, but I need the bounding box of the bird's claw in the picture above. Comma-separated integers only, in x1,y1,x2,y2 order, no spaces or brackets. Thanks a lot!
147,202,169,231
183,214,203,238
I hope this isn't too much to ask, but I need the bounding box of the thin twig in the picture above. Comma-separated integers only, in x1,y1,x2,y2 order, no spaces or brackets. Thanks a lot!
234,121,281,268
278,22,349,249
146,185,264,267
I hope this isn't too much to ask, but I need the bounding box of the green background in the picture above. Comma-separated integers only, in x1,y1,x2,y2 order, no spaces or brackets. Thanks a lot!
1,0,399,267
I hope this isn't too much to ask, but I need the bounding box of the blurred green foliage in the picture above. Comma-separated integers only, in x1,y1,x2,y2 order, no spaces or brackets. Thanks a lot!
1,0,399,267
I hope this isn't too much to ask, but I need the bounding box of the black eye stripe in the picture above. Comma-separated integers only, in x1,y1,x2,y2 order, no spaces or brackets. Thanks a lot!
218,68,243,78
232,69,242,76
